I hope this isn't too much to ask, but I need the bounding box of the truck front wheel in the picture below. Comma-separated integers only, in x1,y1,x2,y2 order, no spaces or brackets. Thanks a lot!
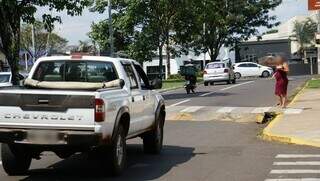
1,143,32,176
143,113,164,154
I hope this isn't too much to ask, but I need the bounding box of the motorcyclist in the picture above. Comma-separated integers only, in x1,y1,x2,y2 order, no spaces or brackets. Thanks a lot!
184,63,197,93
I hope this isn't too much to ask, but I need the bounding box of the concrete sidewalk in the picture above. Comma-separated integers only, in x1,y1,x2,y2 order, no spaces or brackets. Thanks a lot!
263,87,320,147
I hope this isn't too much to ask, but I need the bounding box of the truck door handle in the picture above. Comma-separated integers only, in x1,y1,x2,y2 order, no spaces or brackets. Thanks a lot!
132,97,135,102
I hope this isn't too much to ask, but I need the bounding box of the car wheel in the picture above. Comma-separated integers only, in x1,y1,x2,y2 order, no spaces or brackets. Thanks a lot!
143,112,164,154
204,82,209,86
109,124,127,176
235,72,241,79
210,82,214,86
262,71,270,78
1,143,32,176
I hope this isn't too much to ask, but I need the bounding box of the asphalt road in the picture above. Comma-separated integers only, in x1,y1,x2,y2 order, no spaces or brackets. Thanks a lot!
1,75,319,181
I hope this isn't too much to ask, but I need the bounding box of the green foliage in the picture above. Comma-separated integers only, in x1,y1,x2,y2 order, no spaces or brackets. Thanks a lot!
0,0,91,84
188,0,282,61
20,20,68,58
263,29,279,35
293,18,317,57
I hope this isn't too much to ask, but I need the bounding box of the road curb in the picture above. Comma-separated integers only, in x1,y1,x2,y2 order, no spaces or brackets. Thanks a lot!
260,84,320,147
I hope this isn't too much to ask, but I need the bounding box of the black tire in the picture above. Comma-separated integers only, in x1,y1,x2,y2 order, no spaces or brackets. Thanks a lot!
1,143,31,176
235,72,241,79
204,82,209,86
262,71,270,78
143,112,164,154
186,88,190,94
109,125,127,176
210,82,214,86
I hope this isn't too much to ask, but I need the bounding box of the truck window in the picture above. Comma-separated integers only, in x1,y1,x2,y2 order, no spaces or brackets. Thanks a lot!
33,61,118,83
122,64,138,89
133,64,150,89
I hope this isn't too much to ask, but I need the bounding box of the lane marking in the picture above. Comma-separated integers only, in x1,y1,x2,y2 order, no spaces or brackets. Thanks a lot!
270,170,320,174
199,81,254,97
273,162,320,166
220,81,254,91
180,106,204,113
251,107,272,113
167,99,190,108
276,154,320,158
217,107,236,113
265,179,320,181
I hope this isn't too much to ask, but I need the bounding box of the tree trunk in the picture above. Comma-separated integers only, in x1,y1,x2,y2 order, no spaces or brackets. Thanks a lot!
0,4,20,85
158,45,164,80
165,35,171,77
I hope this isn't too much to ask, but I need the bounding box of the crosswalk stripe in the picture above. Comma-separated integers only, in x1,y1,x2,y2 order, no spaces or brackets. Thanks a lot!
251,107,272,113
265,179,320,181
273,162,320,166
217,107,236,113
270,170,320,174
276,154,320,158
180,106,204,113
284,108,303,114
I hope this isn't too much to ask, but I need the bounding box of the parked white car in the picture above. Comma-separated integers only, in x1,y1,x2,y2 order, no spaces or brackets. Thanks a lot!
233,62,273,79
0,72,26,87
0,72,12,87
203,62,236,86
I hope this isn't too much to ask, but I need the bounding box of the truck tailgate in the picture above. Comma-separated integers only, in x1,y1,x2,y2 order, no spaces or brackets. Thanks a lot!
0,90,96,131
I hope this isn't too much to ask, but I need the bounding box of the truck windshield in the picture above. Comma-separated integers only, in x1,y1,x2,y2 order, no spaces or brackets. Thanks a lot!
0,74,10,83
33,61,118,82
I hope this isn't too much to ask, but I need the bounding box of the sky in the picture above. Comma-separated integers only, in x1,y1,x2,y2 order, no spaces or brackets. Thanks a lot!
36,0,310,45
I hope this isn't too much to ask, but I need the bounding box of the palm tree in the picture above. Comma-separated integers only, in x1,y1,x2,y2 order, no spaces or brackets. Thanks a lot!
292,18,317,61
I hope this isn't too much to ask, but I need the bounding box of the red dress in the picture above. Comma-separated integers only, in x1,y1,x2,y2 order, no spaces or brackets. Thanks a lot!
274,69,288,96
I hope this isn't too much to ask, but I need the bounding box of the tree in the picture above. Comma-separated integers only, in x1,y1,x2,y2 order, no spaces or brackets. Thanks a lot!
91,0,195,78
188,0,282,62
0,0,91,84
20,21,68,59
293,18,317,60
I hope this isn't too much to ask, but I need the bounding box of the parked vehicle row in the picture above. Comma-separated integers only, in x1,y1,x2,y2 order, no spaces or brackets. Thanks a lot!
203,61,273,86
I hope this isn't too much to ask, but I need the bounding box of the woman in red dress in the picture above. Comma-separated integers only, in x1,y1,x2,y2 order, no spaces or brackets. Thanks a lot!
273,56,289,108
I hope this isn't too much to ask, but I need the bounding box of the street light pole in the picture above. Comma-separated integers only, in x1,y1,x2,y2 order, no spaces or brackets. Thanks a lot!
108,0,114,57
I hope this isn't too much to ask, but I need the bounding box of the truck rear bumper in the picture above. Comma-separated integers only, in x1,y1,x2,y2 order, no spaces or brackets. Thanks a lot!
0,129,103,146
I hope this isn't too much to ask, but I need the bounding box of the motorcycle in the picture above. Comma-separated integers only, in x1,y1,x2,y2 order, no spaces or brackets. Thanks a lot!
184,78,196,94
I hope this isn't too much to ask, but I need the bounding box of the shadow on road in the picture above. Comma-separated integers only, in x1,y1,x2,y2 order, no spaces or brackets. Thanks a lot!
21,145,195,181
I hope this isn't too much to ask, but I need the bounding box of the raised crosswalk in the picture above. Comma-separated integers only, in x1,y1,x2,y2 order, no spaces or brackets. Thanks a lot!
167,105,304,115
265,154,320,181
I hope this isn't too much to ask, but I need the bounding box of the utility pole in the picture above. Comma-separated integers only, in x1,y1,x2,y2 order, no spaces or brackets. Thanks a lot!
108,0,114,57
31,24,36,64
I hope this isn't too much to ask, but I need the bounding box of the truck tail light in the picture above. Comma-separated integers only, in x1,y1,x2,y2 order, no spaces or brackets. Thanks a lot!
95,99,105,122
224,69,229,73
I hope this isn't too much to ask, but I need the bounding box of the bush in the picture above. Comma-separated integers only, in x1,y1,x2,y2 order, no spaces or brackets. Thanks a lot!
167,74,183,80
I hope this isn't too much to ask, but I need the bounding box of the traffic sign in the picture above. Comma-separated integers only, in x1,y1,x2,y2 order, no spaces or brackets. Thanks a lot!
309,0,320,10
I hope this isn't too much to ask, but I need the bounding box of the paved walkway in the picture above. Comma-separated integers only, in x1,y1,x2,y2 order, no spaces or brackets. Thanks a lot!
263,88,320,147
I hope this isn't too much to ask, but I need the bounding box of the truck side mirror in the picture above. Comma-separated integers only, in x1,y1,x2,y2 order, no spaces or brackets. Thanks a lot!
119,79,125,89
150,78,162,90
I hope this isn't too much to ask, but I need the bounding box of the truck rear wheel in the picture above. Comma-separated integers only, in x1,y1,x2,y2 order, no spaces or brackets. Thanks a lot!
109,124,127,176
1,143,31,176
143,113,164,154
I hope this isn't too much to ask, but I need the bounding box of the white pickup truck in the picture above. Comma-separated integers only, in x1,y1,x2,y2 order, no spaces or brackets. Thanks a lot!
0,55,165,176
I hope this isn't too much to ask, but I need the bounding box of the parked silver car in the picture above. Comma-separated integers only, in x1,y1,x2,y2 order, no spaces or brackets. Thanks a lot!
203,62,236,86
